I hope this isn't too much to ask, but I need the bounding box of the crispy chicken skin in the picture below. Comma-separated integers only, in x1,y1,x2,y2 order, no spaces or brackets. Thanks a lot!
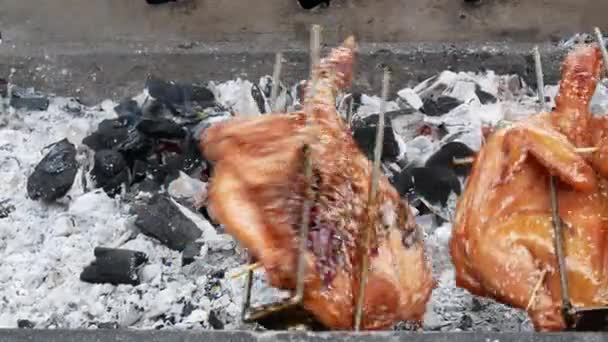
450,43,608,331
200,37,434,330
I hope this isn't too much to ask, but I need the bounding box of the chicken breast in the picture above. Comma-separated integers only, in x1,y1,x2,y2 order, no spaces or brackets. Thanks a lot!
450,43,608,331
200,36,434,330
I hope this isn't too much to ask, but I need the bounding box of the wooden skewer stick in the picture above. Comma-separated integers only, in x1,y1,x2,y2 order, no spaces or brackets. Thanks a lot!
230,262,262,279
526,269,548,311
533,46,547,113
354,67,391,331
270,52,284,112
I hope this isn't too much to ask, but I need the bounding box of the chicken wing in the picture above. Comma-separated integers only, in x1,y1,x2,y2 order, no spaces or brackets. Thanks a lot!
450,43,608,331
200,37,434,330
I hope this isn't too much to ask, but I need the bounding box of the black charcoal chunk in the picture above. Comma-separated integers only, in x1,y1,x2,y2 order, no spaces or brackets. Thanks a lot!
182,241,204,266
251,83,268,114
114,98,143,123
208,310,224,330
298,0,330,9
146,76,215,116
475,85,497,104
0,199,15,218
136,118,186,140
0,78,8,97
420,96,462,116
410,166,461,206
82,118,129,151
425,141,475,177
10,89,49,111
80,247,148,286
27,138,78,202
17,319,35,329
134,193,202,251
90,150,129,197
352,114,400,161
116,130,154,162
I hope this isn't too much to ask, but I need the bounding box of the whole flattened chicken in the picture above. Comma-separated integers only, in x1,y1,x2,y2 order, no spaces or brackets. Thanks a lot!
200,37,434,330
450,43,608,331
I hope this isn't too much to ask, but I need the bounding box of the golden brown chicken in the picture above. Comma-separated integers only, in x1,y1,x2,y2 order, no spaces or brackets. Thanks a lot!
450,43,608,331
200,37,434,330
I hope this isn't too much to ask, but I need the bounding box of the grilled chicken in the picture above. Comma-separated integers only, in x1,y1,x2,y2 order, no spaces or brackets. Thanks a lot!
450,43,608,331
200,37,434,330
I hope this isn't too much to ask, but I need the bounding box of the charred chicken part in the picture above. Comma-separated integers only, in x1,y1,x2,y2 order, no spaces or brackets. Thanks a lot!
200,36,434,330
450,42,608,331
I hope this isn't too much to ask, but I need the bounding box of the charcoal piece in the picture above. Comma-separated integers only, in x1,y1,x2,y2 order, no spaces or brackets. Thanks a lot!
208,310,224,330
181,302,196,317
80,247,148,286
64,99,82,114
352,114,400,161
410,166,461,206
0,78,8,97
27,138,78,202
0,199,15,218
182,241,204,266
136,118,186,140
134,193,202,251
146,76,215,116
116,129,154,162
131,160,148,184
475,85,497,104
146,0,176,4
425,141,475,177
91,150,129,196
459,314,473,330
251,84,268,114
82,118,129,151
114,99,142,123
17,319,35,329
96,322,119,329
420,96,462,116
392,168,415,198
179,135,205,175
10,94,49,111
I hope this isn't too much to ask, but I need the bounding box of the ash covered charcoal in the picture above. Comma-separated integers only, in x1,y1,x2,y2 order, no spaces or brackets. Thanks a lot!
0,199,15,218
182,241,204,266
133,193,202,251
80,247,148,286
27,138,78,202
115,130,154,163
0,78,8,97
167,171,207,210
146,76,215,117
17,319,36,329
136,118,186,140
10,86,49,111
421,96,463,116
82,118,130,151
90,149,129,196
352,114,401,161
114,98,143,123
425,141,476,177
190,111,232,142
251,83,269,114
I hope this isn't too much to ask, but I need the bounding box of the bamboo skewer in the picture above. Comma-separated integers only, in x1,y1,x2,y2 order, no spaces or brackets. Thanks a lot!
594,27,608,78
354,67,391,331
526,269,548,311
230,262,262,279
270,52,284,112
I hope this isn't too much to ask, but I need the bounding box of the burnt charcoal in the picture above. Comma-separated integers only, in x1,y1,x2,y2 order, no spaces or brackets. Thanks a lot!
475,85,497,104
91,150,129,197
80,247,148,286
146,76,215,116
96,322,119,329
251,84,268,114
459,314,473,330
352,114,400,162
425,142,475,177
392,168,414,197
181,302,196,317
136,118,186,140
420,96,462,116
131,160,148,184
0,78,7,97
82,118,129,151
146,0,177,4
10,88,49,111
116,130,155,165
180,136,205,175
182,241,204,266
17,319,35,329
134,193,202,251
131,178,161,194
114,99,142,124
63,99,82,114
0,199,15,218
298,0,330,9
410,166,461,206
208,310,224,330
27,138,78,202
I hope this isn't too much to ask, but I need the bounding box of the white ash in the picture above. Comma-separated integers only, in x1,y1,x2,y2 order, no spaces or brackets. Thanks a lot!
0,69,603,332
